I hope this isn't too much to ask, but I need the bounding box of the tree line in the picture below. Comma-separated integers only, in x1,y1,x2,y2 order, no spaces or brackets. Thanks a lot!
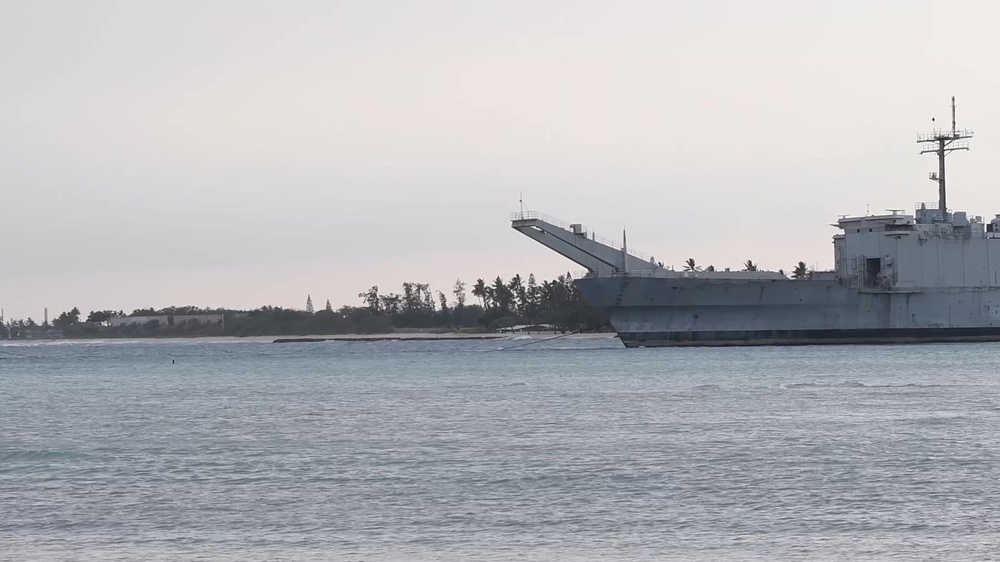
682,258,815,278
0,273,607,339
357,273,604,332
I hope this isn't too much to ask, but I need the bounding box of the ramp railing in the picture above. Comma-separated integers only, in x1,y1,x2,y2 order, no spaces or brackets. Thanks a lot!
510,211,657,263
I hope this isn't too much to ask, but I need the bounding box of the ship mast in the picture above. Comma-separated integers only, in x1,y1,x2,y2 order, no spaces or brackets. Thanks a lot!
918,97,973,221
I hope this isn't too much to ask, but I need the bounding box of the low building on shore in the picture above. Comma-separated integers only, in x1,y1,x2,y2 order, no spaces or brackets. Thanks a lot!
494,323,558,334
108,314,225,327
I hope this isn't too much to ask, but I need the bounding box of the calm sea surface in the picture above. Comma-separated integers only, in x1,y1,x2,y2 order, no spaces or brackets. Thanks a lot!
2,336,1000,561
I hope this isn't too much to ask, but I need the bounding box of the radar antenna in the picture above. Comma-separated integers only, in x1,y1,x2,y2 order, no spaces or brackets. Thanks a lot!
918,96,973,221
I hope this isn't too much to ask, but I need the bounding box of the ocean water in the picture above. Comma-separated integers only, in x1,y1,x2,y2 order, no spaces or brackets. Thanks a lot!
2,336,1000,561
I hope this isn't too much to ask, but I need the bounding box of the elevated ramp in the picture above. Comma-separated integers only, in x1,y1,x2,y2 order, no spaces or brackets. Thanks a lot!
510,211,661,276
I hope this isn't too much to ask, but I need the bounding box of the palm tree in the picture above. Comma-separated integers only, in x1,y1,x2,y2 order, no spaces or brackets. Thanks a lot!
792,261,808,279
483,285,495,311
683,258,700,272
508,274,526,315
743,260,758,272
492,276,513,313
471,278,487,309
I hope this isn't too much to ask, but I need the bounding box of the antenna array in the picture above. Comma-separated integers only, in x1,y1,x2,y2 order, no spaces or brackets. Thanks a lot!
917,96,973,221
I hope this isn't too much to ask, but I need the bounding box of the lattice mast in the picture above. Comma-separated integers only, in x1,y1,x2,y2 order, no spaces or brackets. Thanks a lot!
918,97,973,221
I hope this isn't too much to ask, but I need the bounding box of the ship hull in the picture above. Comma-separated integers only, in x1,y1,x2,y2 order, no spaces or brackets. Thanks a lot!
575,276,1000,348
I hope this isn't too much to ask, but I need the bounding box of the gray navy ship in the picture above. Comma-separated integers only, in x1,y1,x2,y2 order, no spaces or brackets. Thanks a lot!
512,98,1000,347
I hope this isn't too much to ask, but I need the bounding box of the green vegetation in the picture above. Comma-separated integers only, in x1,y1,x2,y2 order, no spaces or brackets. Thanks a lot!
2,273,607,340
684,258,815,278
792,261,814,279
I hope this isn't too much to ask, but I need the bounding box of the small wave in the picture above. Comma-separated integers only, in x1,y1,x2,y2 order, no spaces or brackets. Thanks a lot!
783,381,866,389
0,449,86,463
896,383,956,388
851,383,961,389
916,416,963,425
780,381,964,390
783,382,817,389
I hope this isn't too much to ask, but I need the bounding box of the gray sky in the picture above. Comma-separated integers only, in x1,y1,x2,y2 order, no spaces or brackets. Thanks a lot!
3,0,999,320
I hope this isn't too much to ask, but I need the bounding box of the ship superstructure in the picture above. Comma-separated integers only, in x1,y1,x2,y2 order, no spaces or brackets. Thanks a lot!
512,98,1000,346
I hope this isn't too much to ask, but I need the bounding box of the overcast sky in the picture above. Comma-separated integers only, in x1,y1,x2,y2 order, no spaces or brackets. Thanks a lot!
3,0,1000,320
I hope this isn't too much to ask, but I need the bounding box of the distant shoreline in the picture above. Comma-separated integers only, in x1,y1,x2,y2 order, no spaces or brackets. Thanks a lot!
0,332,618,345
